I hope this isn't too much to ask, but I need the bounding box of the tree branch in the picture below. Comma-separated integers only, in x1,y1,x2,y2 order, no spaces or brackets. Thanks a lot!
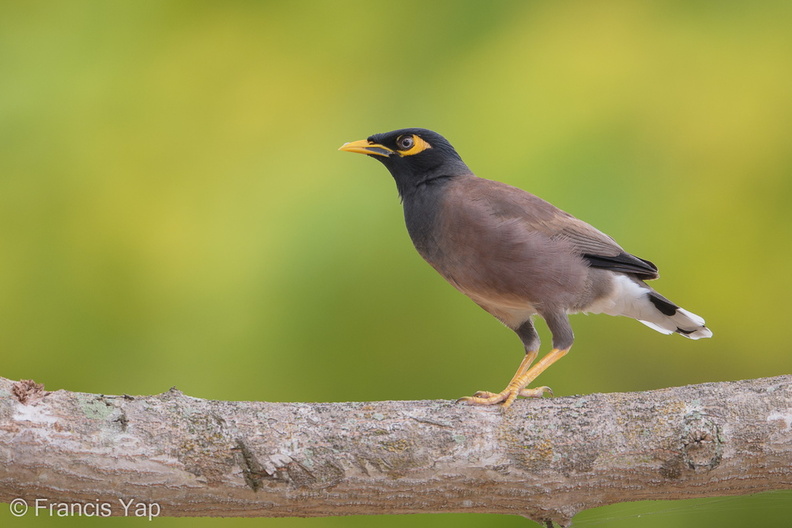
1,375,791,526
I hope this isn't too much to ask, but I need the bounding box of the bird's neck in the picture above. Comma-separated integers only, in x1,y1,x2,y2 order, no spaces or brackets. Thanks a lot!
400,172,471,262
394,161,472,201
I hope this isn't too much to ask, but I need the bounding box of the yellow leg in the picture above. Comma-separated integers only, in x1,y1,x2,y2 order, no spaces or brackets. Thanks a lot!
465,349,538,399
457,347,569,408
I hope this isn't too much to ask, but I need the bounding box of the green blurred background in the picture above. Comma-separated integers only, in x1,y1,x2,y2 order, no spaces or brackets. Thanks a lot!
2,1,791,526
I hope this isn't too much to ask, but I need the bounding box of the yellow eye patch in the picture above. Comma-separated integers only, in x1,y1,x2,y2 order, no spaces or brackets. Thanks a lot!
396,134,433,156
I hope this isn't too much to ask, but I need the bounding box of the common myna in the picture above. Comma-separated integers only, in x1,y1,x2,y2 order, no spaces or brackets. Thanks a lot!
340,128,712,407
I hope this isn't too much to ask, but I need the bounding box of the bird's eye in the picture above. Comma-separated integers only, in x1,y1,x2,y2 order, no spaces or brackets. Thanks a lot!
394,134,432,156
397,135,415,150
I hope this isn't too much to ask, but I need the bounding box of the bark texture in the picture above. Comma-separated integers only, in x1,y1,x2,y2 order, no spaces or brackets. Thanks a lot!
1,375,791,526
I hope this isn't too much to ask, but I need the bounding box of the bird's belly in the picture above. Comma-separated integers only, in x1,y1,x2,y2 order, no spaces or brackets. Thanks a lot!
456,285,538,328
413,218,588,327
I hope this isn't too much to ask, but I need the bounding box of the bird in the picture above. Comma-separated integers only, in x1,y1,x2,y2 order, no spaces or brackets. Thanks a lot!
339,128,712,407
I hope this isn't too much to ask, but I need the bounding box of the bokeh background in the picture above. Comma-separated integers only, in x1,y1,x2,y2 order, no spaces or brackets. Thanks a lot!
2,1,791,527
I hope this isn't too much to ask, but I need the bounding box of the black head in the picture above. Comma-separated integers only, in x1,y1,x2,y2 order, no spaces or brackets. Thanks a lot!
339,128,471,198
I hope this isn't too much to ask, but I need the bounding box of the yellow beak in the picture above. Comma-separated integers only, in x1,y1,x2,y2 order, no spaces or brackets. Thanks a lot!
338,139,394,158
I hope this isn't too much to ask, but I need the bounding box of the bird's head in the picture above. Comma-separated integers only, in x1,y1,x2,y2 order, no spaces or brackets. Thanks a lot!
339,128,471,198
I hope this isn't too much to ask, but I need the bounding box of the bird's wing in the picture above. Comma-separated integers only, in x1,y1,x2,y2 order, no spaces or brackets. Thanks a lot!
552,216,659,280
471,177,660,280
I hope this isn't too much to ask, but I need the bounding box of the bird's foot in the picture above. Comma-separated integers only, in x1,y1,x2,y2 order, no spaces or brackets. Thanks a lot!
457,385,552,408
457,348,568,408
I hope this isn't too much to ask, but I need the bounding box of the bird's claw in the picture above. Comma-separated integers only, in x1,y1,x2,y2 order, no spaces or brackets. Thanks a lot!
519,385,553,398
457,385,553,408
